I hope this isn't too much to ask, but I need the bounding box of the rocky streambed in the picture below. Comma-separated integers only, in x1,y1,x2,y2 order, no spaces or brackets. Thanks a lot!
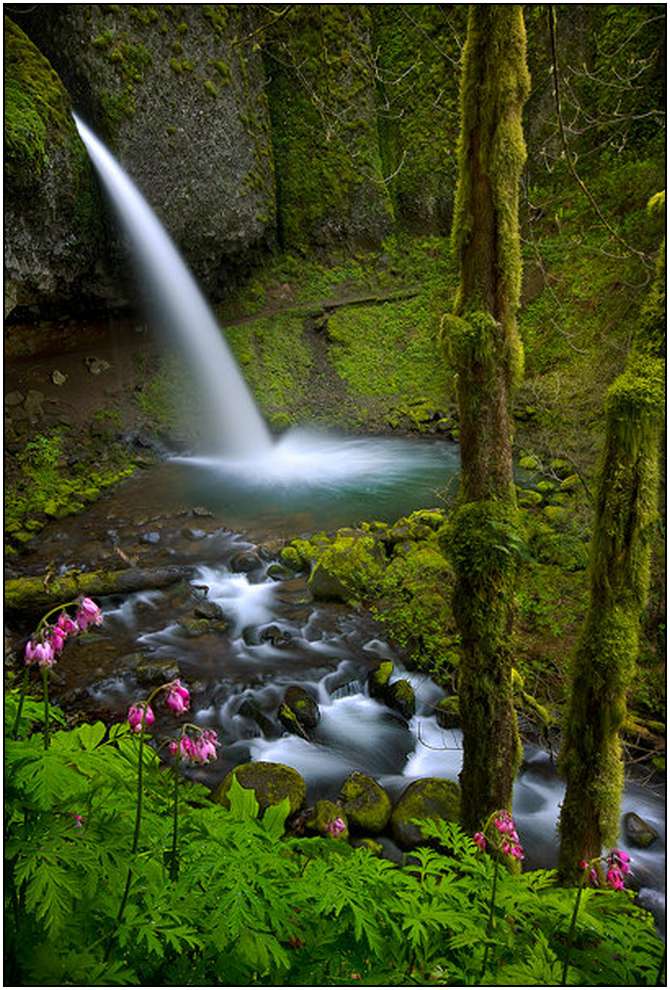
5,480,666,911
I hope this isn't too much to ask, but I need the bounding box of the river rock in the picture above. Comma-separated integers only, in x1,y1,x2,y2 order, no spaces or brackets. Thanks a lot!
386,679,415,720
85,356,111,375
231,550,263,573
266,563,294,581
368,660,393,701
140,531,161,545
623,812,660,849
390,778,461,849
193,599,225,621
339,771,392,834
284,685,320,729
260,624,294,648
436,696,460,729
214,761,306,815
134,657,180,687
237,698,279,739
351,837,384,857
182,527,207,541
50,370,67,385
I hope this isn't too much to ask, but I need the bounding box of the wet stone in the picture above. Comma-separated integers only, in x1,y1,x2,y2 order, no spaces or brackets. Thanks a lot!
182,527,207,541
260,624,294,648
623,811,660,849
191,506,214,518
134,657,180,686
193,599,225,621
230,550,263,573
140,531,161,545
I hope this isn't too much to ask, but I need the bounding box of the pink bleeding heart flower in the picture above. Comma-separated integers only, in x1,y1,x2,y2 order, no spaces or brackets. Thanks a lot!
607,866,625,891
48,627,67,655
76,597,103,631
24,640,38,665
128,703,154,733
72,814,85,829
176,729,219,765
33,641,55,668
165,680,190,715
609,849,631,876
579,859,589,871
473,831,487,851
168,739,179,756
326,817,347,838
57,612,79,636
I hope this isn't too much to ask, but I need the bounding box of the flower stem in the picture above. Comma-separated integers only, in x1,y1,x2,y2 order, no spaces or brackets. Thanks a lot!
561,882,584,985
41,668,50,750
170,764,179,881
35,601,80,633
104,713,146,960
480,856,500,982
12,668,30,740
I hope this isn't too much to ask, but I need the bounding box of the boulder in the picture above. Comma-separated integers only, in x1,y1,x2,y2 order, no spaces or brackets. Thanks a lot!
368,660,393,701
134,657,180,687
260,624,294,649
279,685,320,736
386,679,415,721
435,696,460,729
339,771,392,834
213,761,306,815
231,550,263,574
307,532,385,603
351,837,384,856
237,698,279,739
390,778,461,849
623,812,659,849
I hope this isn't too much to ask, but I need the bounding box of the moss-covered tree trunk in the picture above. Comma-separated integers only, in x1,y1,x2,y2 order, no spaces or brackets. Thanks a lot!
558,233,665,878
440,6,530,833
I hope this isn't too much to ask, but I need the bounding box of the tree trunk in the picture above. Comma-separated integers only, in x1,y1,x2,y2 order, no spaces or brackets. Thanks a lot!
440,5,530,832
558,349,664,878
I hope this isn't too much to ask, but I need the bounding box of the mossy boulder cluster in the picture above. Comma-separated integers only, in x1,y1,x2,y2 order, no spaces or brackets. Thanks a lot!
213,762,460,855
280,508,457,682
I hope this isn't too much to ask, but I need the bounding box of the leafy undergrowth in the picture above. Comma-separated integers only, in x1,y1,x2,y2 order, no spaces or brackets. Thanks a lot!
5,692,663,987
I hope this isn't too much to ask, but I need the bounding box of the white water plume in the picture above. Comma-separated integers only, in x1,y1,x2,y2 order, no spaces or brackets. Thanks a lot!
73,113,271,458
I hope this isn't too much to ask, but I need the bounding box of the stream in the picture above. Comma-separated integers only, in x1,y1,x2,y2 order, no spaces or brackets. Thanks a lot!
9,443,665,926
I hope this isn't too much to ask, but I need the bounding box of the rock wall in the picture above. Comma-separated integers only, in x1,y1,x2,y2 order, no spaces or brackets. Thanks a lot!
4,16,102,316
10,4,276,307
264,5,393,252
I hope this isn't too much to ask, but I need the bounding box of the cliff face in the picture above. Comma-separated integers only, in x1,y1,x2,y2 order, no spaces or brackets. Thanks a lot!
4,16,102,316
13,4,276,305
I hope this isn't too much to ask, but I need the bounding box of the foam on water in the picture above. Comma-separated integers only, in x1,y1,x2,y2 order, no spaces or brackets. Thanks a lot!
176,427,457,488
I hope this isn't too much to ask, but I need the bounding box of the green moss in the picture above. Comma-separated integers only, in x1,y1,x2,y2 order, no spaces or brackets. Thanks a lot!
308,532,385,604
214,761,306,814
390,778,461,849
212,59,231,83
224,314,312,427
339,772,392,833
4,17,74,185
203,79,217,98
264,5,392,251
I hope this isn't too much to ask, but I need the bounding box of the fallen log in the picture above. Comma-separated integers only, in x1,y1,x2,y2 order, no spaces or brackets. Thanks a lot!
5,566,195,614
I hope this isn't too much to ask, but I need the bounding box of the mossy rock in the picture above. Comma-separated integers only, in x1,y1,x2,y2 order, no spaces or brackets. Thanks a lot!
283,685,320,730
277,703,310,740
351,837,384,856
549,458,572,478
435,695,460,729
214,761,306,815
307,533,385,603
267,562,294,581
306,800,349,839
386,679,416,720
559,474,580,492
340,771,392,834
623,811,659,849
535,480,556,494
134,657,180,687
518,489,543,508
368,660,394,701
519,454,541,471
390,778,461,849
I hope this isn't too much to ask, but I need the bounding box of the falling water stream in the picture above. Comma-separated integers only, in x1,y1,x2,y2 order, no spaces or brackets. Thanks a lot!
67,117,665,922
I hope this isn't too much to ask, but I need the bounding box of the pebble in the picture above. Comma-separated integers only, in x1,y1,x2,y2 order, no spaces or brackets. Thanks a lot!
192,506,214,518
140,531,161,545
182,528,207,541
51,370,67,386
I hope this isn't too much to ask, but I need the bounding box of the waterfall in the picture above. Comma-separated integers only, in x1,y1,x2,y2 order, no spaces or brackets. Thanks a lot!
73,114,272,459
